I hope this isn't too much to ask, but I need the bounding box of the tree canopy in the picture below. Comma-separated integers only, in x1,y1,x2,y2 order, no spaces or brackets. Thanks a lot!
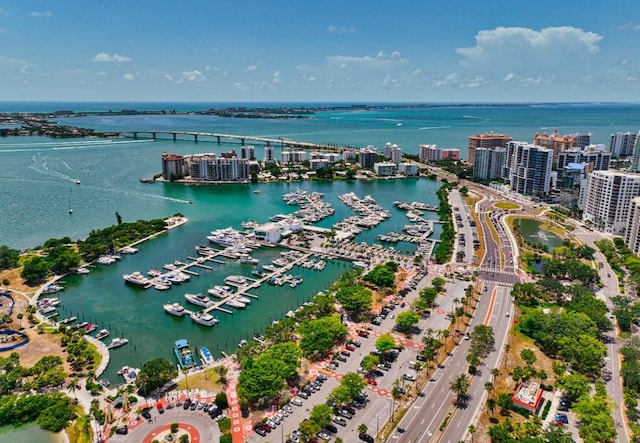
298,316,347,360
136,358,178,397
335,285,372,316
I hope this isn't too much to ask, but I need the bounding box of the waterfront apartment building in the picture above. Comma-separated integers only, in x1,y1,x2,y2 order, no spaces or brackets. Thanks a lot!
281,151,306,163
374,162,398,177
310,159,329,171
532,130,576,163
264,143,276,164
419,144,461,163
359,148,378,169
473,147,506,181
390,147,403,165
240,145,255,160
610,131,637,157
186,154,250,182
503,142,553,196
467,133,512,165
571,133,592,149
161,153,187,180
398,163,419,176
557,147,611,172
582,170,640,234
631,132,640,172
625,197,640,256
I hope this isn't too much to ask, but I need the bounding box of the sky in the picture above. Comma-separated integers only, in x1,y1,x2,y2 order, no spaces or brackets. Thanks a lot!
2,0,640,103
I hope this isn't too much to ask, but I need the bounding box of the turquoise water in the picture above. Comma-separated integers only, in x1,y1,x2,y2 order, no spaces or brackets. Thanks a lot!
0,423,63,443
0,102,637,386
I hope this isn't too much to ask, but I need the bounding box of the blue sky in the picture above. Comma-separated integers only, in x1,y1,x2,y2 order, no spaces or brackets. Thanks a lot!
2,0,640,102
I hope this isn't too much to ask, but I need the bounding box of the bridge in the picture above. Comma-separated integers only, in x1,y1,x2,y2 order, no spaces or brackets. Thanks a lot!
118,130,354,152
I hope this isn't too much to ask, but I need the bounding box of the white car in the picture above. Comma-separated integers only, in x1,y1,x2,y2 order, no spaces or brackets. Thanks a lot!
403,373,416,382
291,397,303,406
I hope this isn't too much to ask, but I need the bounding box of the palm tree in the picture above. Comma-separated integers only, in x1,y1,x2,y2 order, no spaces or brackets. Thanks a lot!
491,367,501,382
67,377,80,402
484,381,494,394
486,397,497,419
450,374,470,406
358,423,368,435
503,343,511,369
468,424,477,442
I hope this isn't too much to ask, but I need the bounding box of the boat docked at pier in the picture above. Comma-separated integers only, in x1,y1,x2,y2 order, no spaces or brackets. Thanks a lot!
184,292,212,307
95,329,110,340
42,284,63,294
107,337,129,349
163,302,186,317
123,272,152,288
239,255,259,265
190,311,219,327
224,275,247,287
174,339,196,369
199,346,214,365
226,299,246,309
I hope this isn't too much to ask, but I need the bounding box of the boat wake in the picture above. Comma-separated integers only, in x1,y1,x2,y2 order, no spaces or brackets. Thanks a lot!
0,139,153,153
419,126,451,130
462,115,490,121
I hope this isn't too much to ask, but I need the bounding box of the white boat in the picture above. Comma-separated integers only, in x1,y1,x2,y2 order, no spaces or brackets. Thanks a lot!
95,329,110,340
148,269,162,277
262,264,276,272
199,346,214,364
224,275,247,287
190,311,219,327
184,292,212,307
239,255,259,265
107,337,129,349
42,284,63,294
38,297,60,307
207,288,228,299
238,339,248,347
123,272,152,288
74,267,90,275
226,299,246,309
163,302,186,317
253,189,261,194
167,271,190,284
118,246,138,254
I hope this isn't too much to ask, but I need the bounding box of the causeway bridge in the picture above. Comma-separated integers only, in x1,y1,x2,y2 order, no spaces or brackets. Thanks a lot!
118,130,354,151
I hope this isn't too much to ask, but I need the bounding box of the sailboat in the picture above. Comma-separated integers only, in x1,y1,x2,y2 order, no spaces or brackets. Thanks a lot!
67,187,73,214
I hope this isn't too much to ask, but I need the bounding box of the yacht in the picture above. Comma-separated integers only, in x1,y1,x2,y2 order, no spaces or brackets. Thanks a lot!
207,287,228,299
59,316,77,325
163,302,186,317
95,329,110,340
74,267,90,275
107,337,129,349
118,246,138,254
196,245,216,256
38,297,60,307
237,296,252,305
148,269,162,277
224,275,247,287
226,299,246,309
84,324,97,333
253,189,261,194
184,292,212,307
167,271,190,284
96,255,116,265
42,284,63,294
262,264,276,272
74,179,81,184
239,255,259,265
190,311,219,327
123,272,152,288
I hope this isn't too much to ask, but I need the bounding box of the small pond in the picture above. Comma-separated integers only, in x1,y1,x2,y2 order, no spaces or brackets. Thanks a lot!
513,218,564,250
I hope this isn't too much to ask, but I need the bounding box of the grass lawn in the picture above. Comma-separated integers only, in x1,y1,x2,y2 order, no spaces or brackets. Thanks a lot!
176,366,223,391
494,202,521,210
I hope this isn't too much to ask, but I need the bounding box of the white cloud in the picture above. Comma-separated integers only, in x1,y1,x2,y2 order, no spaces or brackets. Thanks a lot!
93,53,131,63
0,56,34,78
244,65,258,72
434,73,491,89
503,73,515,82
165,70,206,84
618,23,640,31
273,71,282,84
30,11,52,17
97,71,108,76
232,82,247,90
328,24,355,33
326,50,409,70
456,26,602,71
123,73,135,81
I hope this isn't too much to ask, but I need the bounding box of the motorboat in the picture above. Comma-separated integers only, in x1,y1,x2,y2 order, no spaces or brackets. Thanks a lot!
38,297,60,307
84,323,97,333
59,316,77,325
184,292,212,307
42,284,63,294
174,339,196,369
148,269,162,277
237,296,252,305
123,272,152,288
163,302,186,317
118,246,138,254
199,346,214,365
96,255,116,265
74,267,90,275
95,329,110,340
107,337,129,349
239,255,259,265
226,299,246,309
224,275,247,287
253,333,265,343
190,311,219,327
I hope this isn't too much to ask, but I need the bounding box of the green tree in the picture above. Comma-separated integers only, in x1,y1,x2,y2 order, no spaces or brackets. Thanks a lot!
335,286,373,316
431,277,446,292
360,354,380,373
375,334,396,353
363,264,395,288
310,403,333,427
340,372,366,400
450,374,470,406
299,316,347,359
136,358,178,397
21,256,49,283
0,245,20,270
299,419,321,440
395,311,420,332
520,349,537,366
417,287,438,309
556,373,590,401
358,423,368,434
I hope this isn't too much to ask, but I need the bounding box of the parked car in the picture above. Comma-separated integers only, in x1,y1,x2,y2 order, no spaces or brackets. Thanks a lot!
357,330,369,338
346,344,356,351
318,431,331,441
555,413,569,425
366,378,377,386
255,427,267,437
342,405,356,414
403,373,416,382
298,391,309,399
337,409,353,419
416,354,427,362
115,426,128,435
359,433,375,443
325,423,338,433
333,416,347,426
291,397,303,407
336,355,347,362
141,410,152,420
183,398,191,410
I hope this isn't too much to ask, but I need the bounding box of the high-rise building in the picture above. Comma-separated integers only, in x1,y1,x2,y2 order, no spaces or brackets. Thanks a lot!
557,147,611,172
631,131,640,172
625,197,640,256
186,154,249,182
240,145,255,160
503,142,553,196
418,144,438,162
473,147,506,181
359,148,378,169
582,170,640,234
161,153,187,180
467,133,512,165
571,133,592,149
532,130,576,163
390,146,403,164
374,162,397,177
264,143,275,164
610,132,637,157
